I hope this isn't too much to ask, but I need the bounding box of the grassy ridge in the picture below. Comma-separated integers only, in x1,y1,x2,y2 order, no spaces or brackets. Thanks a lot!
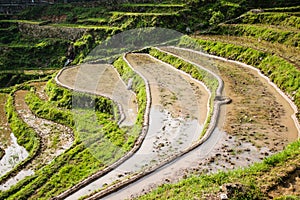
0,35,69,70
5,90,39,153
232,12,300,29
0,75,137,199
0,86,41,185
113,56,147,149
215,24,300,47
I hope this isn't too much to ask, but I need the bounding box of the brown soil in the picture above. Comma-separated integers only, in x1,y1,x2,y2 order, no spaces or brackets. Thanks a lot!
217,59,297,151
259,156,300,198
74,49,299,200
57,64,138,126
14,90,73,171
126,53,209,124
0,93,11,148
161,47,298,152
29,82,48,101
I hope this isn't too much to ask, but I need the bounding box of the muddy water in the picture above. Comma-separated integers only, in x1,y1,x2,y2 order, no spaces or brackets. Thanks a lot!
57,64,138,126
0,90,73,190
0,133,29,177
101,47,300,199
161,47,299,147
64,54,209,199
104,127,273,200
0,93,30,179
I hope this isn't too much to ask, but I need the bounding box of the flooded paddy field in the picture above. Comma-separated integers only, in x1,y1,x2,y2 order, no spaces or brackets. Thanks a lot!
56,64,138,126
63,53,210,199
100,48,299,199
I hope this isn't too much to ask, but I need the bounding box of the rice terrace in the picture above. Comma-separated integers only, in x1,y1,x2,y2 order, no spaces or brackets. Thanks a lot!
0,0,299,199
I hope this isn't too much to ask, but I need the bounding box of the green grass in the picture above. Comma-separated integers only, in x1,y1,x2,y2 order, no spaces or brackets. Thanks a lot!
0,74,142,199
232,12,300,29
216,24,300,47
113,57,147,150
0,72,49,88
50,23,120,30
0,37,69,70
121,3,186,7
77,17,108,24
138,139,300,199
110,11,179,16
5,89,39,153
264,5,300,12
0,19,45,25
0,85,40,185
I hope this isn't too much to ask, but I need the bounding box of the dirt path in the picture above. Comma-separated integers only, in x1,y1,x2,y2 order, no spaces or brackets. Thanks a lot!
62,53,210,200
0,90,74,191
56,63,137,126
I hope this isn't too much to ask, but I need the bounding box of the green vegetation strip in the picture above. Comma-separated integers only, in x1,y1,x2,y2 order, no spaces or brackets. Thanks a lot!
0,20,44,25
113,56,147,131
110,11,179,16
55,57,148,199
235,12,300,29
121,3,185,7
50,23,120,30
0,76,136,199
0,86,40,185
179,36,300,120
216,24,300,47
138,139,300,199
264,5,300,12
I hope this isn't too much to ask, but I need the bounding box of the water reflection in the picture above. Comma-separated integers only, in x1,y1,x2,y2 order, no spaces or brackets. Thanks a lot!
0,133,29,177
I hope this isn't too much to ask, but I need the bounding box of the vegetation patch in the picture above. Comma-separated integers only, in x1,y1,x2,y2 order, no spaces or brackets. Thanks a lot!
0,86,40,185
137,139,300,199
215,24,300,47
113,56,147,150
232,12,300,29
0,73,142,199
0,72,50,88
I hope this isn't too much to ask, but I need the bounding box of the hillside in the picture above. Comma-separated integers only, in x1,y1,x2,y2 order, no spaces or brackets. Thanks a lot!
0,0,299,200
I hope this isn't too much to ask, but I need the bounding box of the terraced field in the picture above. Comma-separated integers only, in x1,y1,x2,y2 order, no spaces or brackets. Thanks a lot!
0,2,300,200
